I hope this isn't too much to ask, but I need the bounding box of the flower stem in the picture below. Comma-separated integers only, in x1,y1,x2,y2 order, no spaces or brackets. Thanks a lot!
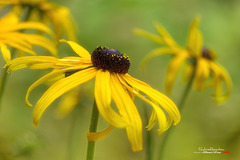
158,69,195,160
0,67,9,111
86,100,99,160
143,106,153,160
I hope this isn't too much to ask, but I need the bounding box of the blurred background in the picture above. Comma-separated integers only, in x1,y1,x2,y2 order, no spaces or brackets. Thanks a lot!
0,0,240,159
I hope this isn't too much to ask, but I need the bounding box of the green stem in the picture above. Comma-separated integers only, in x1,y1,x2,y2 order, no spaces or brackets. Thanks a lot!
158,69,195,160
143,106,153,160
86,100,99,160
0,68,9,110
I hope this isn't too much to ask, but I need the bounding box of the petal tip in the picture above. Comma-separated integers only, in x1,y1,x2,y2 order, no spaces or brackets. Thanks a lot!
59,39,67,43
33,121,39,128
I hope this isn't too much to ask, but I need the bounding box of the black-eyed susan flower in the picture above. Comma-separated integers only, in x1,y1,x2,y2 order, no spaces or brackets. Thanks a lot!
0,12,56,62
134,16,232,103
6,40,180,152
0,0,76,41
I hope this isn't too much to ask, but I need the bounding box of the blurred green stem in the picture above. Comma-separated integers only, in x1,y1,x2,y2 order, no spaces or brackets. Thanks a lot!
86,100,99,160
0,67,9,110
158,67,195,160
143,106,153,160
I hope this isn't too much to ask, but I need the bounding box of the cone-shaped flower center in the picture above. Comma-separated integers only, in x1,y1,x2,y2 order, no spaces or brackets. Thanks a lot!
91,46,130,74
202,47,213,60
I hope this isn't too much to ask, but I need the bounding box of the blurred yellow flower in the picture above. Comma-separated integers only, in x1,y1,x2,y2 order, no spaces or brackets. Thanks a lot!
6,40,180,152
134,16,232,103
0,12,56,62
55,88,81,118
0,0,77,41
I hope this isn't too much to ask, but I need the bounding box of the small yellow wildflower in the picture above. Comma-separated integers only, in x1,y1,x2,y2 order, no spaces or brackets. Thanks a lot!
6,40,180,152
134,16,232,103
0,12,56,62
0,0,77,41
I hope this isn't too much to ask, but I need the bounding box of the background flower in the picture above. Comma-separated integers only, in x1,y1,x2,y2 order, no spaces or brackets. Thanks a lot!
0,0,239,160
135,17,232,103
0,12,56,62
0,0,77,41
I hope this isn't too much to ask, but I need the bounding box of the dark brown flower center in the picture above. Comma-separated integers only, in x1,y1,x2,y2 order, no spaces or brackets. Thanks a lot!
202,47,213,60
91,46,130,74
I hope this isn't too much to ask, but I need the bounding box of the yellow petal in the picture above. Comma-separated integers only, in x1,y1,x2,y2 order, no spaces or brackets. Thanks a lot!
59,57,92,66
86,125,114,141
182,63,194,82
187,16,203,57
60,39,91,59
94,70,128,128
118,74,175,135
32,67,97,127
153,21,179,48
121,74,180,126
2,32,56,56
0,12,19,27
110,73,142,152
0,43,11,62
133,28,164,44
1,36,36,55
2,22,53,36
56,7,77,41
26,70,65,107
206,47,217,60
22,34,57,56
194,58,209,91
26,65,92,107
140,47,174,71
6,56,59,72
146,110,158,130
0,0,18,4
165,52,189,94
219,67,232,102
28,62,56,70
209,62,232,103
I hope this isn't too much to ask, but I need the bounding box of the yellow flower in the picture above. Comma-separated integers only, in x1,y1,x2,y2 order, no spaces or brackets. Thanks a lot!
134,16,232,103
6,40,180,152
0,12,56,62
0,0,77,41
55,88,81,118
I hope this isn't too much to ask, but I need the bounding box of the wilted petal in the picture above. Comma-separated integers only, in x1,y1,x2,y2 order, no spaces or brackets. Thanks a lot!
118,74,179,134
111,73,142,151
209,62,232,103
6,56,59,72
86,125,114,141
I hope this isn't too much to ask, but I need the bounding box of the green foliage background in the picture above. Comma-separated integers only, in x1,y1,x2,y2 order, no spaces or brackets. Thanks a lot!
0,0,239,160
